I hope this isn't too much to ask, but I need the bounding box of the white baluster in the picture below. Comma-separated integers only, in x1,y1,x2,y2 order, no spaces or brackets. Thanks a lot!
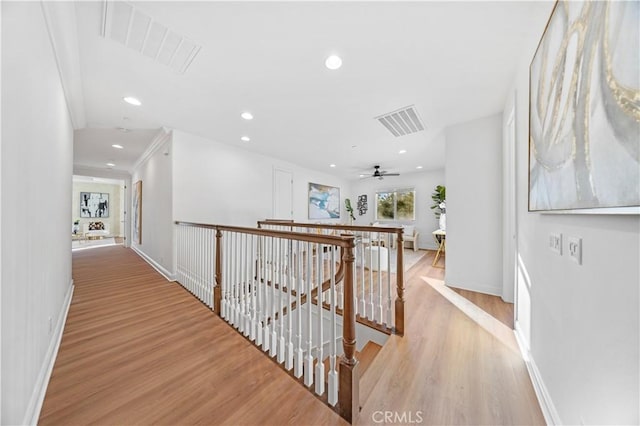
277,238,285,363
328,247,338,406
263,237,271,352
304,241,314,387
386,232,392,326
256,235,263,346
270,238,278,356
221,231,228,319
294,241,303,378
368,232,375,321
250,234,257,341
239,233,247,335
377,235,383,323
315,243,325,396
285,239,294,370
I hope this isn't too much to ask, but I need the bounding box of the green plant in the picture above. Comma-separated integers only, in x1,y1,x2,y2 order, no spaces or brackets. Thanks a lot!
345,198,356,222
430,185,446,218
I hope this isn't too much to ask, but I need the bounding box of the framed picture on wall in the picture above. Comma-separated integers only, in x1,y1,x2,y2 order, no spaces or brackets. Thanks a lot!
528,1,640,212
80,192,109,218
133,181,142,244
308,182,340,219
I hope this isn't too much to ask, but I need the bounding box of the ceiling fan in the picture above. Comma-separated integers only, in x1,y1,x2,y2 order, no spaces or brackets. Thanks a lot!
366,165,400,180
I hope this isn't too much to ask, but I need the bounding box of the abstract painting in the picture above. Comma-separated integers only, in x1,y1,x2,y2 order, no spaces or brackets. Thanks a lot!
80,192,109,218
308,182,340,219
133,181,142,244
529,1,639,211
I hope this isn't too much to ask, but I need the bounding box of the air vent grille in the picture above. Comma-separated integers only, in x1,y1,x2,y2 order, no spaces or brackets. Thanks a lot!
375,105,425,137
102,1,201,74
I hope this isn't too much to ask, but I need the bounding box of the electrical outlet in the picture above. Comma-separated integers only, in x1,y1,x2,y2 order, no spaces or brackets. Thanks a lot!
568,236,582,265
549,233,562,255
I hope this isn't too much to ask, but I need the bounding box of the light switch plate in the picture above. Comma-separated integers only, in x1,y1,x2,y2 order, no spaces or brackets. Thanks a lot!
568,236,582,265
549,233,562,255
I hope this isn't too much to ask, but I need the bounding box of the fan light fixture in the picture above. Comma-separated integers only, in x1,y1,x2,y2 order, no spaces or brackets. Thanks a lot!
123,96,141,106
325,55,342,70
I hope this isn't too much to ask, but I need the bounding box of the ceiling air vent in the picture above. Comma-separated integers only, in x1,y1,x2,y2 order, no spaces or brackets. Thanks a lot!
375,105,425,137
101,1,201,74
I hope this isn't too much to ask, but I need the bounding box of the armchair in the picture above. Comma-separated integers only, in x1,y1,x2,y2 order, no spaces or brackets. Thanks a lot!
403,225,419,251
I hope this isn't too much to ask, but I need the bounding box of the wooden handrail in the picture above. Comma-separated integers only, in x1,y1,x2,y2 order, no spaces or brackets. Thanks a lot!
176,221,354,248
258,219,403,234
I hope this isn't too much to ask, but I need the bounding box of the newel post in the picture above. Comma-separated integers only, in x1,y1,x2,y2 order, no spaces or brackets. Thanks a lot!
214,228,222,315
339,235,359,423
395,229,405,336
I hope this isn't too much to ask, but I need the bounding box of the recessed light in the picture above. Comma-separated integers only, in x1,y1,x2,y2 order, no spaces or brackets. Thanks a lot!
123,96,141,106
241,112,253,120
325,55,342,70
416,165,423,169
241,136,250,142
329,164,336,168
117,127,130,133
106,162,116,167
112,144,124,149
399,149,407,154
359,174,366,178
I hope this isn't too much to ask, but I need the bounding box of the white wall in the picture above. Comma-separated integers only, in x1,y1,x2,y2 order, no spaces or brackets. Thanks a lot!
172,130,351,226
348,169,445,250
131,135,174,277
1,2,74,424
72,181,122,236
506,13,640,424
445,114,503,296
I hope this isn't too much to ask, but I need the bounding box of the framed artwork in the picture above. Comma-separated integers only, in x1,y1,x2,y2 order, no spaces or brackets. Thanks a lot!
529,1,639,212
357,194,368,216
308,182,340,219
133,181,142,244
80,192,109,218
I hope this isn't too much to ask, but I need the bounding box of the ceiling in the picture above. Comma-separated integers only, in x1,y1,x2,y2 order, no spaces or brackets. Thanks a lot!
72,1,554,179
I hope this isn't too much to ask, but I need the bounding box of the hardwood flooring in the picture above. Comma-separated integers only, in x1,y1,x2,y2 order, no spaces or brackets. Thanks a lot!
40,246,542,426
359,250,544,425
39,246,346,426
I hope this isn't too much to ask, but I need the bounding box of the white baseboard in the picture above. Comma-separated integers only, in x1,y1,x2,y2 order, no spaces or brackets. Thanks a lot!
514,323,562,426
131,245,175,281
23,280,74,426
445,281,502,297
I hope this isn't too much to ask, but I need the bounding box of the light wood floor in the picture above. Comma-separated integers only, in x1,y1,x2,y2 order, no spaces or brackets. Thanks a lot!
39,246,346,426
359,250,544,425
40,246,542,425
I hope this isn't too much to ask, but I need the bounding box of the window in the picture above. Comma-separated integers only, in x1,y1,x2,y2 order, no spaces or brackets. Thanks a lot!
375,189,415,221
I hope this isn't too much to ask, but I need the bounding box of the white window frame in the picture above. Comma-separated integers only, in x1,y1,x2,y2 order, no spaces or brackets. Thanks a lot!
374,188,416,221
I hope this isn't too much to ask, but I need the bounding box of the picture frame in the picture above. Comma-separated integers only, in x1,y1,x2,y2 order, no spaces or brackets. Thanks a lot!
528,1,639,212
308,182,340,219
80,192,109,218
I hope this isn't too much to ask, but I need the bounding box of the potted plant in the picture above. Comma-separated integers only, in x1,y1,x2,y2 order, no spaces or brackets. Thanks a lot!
430,185,446,230
345,198,356,225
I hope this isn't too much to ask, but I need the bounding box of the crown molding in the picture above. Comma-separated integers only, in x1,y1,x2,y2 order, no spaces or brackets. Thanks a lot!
40,1,87,129
131,127,172,173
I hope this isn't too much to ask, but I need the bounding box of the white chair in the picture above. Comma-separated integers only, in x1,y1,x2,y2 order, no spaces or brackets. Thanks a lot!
403,225,419,251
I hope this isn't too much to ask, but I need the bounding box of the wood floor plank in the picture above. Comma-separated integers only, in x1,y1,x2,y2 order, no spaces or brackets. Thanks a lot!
39,246,346,426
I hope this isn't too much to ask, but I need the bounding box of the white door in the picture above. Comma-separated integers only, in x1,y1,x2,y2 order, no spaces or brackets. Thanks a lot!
273,168,293,220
